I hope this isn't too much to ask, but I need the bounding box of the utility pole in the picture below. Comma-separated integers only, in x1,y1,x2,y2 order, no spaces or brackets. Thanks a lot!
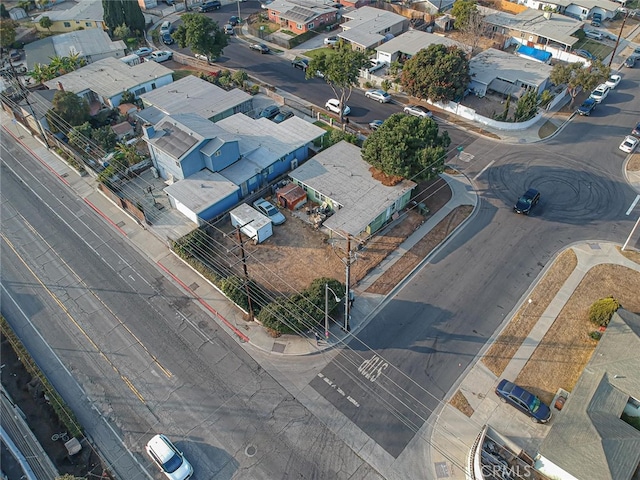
235,225,255,320
343,234,351,332
609,11,629,68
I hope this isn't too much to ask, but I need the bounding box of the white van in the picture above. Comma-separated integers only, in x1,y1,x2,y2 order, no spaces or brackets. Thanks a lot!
160,21,172,34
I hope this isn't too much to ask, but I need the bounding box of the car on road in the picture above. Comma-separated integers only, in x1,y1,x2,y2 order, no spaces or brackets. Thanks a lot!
624,56,637,67
145,434,193,480
403,104,433,118
584,30,603,40
635,47,640,55
224,24,234,35
605,74,621,89
513,188,540,215
577,97,597,116
253,198,286,225
589,84,610,103
133,47,153,58
228,16,239,26
146,50,173,63
161,32,174,45
495,379,552,423
250,43,270,53
364,89,391,103
369,120,384,131
324,36,339,46
258,105,280,119
325,98,350,116
291,58,308,70
619,135,639,153
272,110,294,123
197,0,221,11
194,53,214,63
632,121,640,137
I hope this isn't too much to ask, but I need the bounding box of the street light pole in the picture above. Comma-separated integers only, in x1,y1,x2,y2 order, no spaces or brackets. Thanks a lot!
237,0,241,22
325,283,342,340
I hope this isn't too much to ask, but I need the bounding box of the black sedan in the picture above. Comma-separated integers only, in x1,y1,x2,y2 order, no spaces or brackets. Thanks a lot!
272,110,294,123
513,188,540,215
495,379,552,423
577,97,596,116
250,43,270,54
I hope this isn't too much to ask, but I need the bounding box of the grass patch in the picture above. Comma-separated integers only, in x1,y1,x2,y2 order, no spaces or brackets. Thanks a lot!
173,69,198,81
538,120,559,139
305,47,337,58
482,249,578,377
572,38,614,60
450,390,474,417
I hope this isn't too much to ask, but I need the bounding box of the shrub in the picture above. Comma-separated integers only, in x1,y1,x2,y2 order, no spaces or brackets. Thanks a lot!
589,330,602,341
588,296,620,327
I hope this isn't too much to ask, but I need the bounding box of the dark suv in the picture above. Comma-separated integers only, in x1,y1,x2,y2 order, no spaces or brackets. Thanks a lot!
197,0,221,12
513,188,540,215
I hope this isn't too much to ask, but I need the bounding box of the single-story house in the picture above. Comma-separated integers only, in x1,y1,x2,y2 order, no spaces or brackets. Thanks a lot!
484,8,584,50
419,0,455,14
44,57,174,110
33,0,106,33
536,309,640,480
339,6,409,51
374,29,465,65
288,140,416,237
266,0,338,35
468,48,552,97
144,112,325,223
516,0,621,21
24,29,127,70
137,76,253,124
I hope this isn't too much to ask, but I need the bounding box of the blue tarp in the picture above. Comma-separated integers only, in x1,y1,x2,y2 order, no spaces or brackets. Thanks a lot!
516,45,552,63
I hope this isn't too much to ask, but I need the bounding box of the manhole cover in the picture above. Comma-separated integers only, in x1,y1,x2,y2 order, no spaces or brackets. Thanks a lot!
272,342,285,353
245,445,257,457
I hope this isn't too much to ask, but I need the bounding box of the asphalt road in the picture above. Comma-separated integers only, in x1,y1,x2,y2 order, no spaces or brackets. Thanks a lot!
0,139,382,480
312,68,640,457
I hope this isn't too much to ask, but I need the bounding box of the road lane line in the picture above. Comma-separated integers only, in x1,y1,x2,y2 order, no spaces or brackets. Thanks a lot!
626,195,640,216
473,160,495,181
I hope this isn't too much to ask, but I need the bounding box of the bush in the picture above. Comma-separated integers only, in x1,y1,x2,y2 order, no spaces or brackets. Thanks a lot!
588,296,620,327
589,330,602,341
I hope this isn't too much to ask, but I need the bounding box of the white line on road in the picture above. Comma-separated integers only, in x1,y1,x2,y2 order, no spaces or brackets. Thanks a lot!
626,195,640,216
473,160,495,181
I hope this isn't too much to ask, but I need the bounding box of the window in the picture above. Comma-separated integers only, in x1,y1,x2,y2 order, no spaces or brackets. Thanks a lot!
308,22,314,29
64,22,71,27
214,150,221,157
85,22,91,27
134,87,145,96
296,23,303,29
151,83,156,90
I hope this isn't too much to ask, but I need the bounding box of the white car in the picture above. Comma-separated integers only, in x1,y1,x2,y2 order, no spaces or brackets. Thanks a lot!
403,104,433,118
325,98,351,116
324,36,339,46
364,89,391,103
589,84,610,103
253,198,286,225
146,50,173,63
619,135,639,153
145,434,193,480
605,74,621,89
584,30,603,40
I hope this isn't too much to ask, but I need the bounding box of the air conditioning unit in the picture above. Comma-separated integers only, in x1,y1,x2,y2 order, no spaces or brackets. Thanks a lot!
290,159,299,170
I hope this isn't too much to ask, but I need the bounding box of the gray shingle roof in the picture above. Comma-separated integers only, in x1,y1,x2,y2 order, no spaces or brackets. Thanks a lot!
538,309,640,480
470,48,552,89
375,30,464,57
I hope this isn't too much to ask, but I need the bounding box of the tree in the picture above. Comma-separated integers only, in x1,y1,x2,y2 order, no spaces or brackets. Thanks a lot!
513,89,539,122
173,13,228,62
361,113,450,181
68,122,94,151
0,3,10,19
103,0,125,33
451,0,484,55
307,43,369,122
115,141,144,166
122,0,145,35
92,126,118,151
451,0,477,30
113,23,131,39
0,19,17,50
49,91,90,129
39,16,53,32
400,44,470,103
549,59,610,106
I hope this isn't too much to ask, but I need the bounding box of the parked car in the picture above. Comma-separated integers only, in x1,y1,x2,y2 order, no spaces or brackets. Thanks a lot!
324,36,339,46
9,50,22,62
619,135,639,153
145,434,193,480
253,198,286,225
365,89,391,103
605,74,621,89
325,98,351,116
513,188,540,215
403,104,433,118
589,83,610,103
250,43,270,53
146,51,173,63
577,97,597,116
369,120,384,131
368,59,386,74
632,121,640,137
261,0,273,8
590,19,601,27
258,105,280,119
575,49,594,60
133,47,153,58
160,20,172,34
495,379,552,423
224,24,234,35
291,58,308,70
624,56,637,67
272,110,294,123
161,32,174,45
197,0,221,11
228,16,239,26
194,53,214,63
584,30,603,40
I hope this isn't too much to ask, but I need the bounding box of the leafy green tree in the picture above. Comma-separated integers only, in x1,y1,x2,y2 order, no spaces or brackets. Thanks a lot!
361,113,450,181
103,0,125,33
122,0,145,35
231,69,248,88
113,23,131,39
400,44,470,103
92,126,118,151
451,0,478,30
49,91,90,129
68,122,93,151
588,297,619,327
39,16,53,32
327,128,358,147
307,43,369,122
115,141,144,166
0,19,17,50
173,13,228,63
0,3,10,19
513,89,539,122
549,60,609,106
